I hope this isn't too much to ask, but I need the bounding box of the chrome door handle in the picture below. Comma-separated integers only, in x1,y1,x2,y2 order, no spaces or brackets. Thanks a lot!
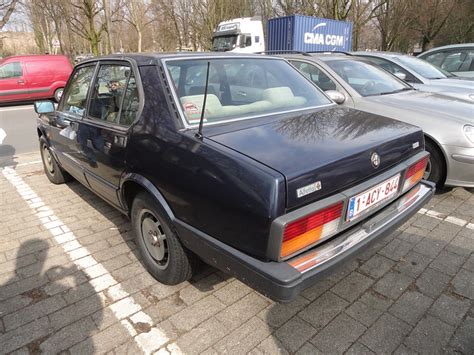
17,80,25,84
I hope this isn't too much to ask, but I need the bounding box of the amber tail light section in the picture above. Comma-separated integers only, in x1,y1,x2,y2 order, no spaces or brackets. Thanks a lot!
281,202,343,258
403,156,429,192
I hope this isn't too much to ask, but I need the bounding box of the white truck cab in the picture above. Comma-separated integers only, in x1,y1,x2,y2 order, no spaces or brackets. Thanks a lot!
211,17,265,53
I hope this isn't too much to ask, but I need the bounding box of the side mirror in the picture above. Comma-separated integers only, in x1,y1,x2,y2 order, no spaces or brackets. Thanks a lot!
394,72,407,80
326,90,346,104
34,100,55,114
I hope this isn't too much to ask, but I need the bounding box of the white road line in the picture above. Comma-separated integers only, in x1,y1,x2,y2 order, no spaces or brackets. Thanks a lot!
418,208,474,230
1,166,181,354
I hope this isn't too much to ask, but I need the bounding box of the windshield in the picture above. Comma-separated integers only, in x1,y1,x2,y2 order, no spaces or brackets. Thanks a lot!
395,56,451,79
326,59,409,96
165,58,332,126
212,35,238,51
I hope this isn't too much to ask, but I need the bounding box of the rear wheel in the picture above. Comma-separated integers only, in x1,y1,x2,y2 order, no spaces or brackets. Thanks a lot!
39,137,71,184
131,192,195,285
54,88,64,103
424,140,446,187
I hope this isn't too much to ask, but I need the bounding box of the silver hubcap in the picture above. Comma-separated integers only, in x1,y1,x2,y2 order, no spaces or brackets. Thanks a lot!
42,146,54,174
139,209,168,269
424,159,432,180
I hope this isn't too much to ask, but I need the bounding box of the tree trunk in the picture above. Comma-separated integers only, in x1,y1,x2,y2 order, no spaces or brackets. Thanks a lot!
0,0,18,30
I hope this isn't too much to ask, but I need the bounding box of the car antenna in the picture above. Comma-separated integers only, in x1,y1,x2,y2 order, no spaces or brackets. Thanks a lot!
196,61,211,139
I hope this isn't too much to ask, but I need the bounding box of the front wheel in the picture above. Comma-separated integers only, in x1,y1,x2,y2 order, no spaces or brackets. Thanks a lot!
40,137,71,184
131,192,195,285
424,140,446,187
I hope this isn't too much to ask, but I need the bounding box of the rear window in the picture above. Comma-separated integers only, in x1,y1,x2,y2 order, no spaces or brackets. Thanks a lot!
165,58,331,126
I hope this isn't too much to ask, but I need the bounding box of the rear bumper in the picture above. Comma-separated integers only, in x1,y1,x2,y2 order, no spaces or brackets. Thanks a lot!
175,180,435,302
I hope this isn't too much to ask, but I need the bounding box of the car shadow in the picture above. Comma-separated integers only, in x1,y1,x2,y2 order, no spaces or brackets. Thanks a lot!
0,144,17,168
0,239,103,353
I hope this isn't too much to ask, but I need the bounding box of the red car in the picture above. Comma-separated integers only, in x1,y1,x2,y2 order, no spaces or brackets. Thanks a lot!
0,55,72,104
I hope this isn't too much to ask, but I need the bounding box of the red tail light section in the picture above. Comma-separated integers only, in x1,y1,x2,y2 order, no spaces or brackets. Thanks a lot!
403,156,429,192
281,202,343,258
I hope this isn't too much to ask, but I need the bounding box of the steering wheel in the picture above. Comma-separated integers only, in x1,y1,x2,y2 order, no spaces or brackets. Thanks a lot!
361,80,376,94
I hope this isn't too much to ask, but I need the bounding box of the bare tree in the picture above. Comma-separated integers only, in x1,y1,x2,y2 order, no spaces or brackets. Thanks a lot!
0,0,18,29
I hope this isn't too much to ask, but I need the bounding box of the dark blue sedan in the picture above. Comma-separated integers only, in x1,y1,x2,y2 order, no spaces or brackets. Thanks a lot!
34,53,434,302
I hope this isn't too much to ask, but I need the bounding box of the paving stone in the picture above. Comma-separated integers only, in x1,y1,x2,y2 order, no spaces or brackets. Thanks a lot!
255,336,289,354
345,299,383,327
358,254,395,279
270,316,316,353
178,273,227,305
429,250,466,276
345,342,375,355
0,295,33,318
412,214,441,231
145,293,187,322
462,254,474,272
415,267,451,299
311,313,366,354
389,291,433,325
360,313,411,354
213,279,252,305
0,317,50,354
169,295,225,332
174,316,229,354
404,315,454,354
300,279,333,301
294,342,323,355
298,291,348,330
359,289,393,311
373,271,413,300
412,238,446,259
451,268,474,299
429,293,470,326
0,273,49,301
379,238,414,261
259,295,309,329
394,251,431,278
446,235,474,257
3,294,66,331
214,317,271,354
448,316,474,354
215,292,269,331
71,321,129,353
393,343,418,355
331,272,374,302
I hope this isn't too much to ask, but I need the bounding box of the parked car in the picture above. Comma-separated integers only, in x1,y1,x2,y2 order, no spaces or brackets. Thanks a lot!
352,51,474,102
0,55,72,104
418,43,474,78
34,53,434,302
283,53,474,188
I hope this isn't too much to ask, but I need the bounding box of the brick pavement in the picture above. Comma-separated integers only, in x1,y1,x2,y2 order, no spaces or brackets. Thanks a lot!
0,153,473,354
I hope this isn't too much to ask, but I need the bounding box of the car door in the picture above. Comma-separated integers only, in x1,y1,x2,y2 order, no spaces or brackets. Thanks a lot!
289,60,355,107
78,61,140,207
0,61,29,103
48,63,97,185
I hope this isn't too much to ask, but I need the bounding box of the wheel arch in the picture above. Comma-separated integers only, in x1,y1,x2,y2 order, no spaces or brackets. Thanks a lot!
121,174,175,221
424,133,448,183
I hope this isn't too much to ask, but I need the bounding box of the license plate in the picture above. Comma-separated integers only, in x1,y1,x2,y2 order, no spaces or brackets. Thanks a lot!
347,174,400,221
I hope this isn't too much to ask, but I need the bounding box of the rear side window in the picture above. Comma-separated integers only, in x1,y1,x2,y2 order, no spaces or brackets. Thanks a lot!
87,64,139,126
61,65,96,116
0,62,22,79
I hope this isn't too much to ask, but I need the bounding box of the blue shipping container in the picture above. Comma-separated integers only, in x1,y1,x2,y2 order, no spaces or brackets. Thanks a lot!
267,15,353,52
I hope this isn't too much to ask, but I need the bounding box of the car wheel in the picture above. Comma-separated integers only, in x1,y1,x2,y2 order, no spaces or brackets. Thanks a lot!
40,137,71,184
131,192,195,285
424,140,446,187
54,88,64,103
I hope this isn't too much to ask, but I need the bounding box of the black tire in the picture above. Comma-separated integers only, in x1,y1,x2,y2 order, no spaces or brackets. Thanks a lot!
131,192,195,285
39,137,71,184
424,140,446,187
54,88,64,103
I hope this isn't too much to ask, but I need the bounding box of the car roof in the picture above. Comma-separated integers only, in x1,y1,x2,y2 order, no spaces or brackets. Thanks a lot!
78,52,279,66
1,54,69,61
418,43,474,57
351,51,405,58
279,52,364,63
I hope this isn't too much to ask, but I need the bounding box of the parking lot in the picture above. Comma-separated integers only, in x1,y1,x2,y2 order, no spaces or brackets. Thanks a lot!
0,149,472,354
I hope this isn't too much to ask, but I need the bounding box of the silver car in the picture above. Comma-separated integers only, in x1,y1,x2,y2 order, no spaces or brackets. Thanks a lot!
352,51,474,102
418,43,474,78
283,53,474,188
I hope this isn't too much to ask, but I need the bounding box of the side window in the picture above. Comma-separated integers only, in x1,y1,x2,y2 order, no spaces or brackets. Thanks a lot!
88,64,132,125
441,52,464,72
424,52,447,67
0,62,23,79
60,65,96,116
120,74,139,126
363,57,419,83
291,61,337,91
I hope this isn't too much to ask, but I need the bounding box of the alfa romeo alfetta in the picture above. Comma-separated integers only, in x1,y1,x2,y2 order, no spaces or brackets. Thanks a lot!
35,53,434,302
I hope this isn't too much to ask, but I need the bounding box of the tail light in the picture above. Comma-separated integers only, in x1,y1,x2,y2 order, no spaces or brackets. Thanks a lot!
403,156,429,192
281,202,343,258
